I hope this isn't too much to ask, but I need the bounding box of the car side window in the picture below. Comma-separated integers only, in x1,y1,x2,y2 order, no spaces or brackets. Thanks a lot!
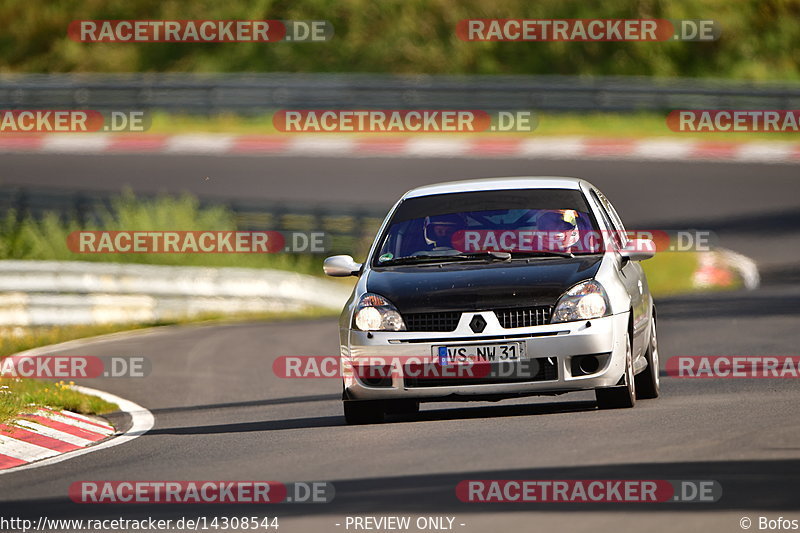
590,190,622,250
595,190,629,248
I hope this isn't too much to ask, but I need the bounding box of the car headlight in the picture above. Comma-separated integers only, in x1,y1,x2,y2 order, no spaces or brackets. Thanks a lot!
551,280,610,323
353,293,406,331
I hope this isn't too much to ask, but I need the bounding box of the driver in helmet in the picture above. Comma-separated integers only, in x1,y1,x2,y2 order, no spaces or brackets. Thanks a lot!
537,209,581,251
423,213,466,250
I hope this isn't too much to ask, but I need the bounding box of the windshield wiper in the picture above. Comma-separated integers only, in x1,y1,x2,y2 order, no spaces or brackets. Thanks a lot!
447,251,512,262
508,250,575,259
378,250,511,265
377,255,449,265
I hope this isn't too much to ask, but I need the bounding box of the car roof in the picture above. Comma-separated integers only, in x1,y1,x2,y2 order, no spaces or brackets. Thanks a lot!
402,177,593,199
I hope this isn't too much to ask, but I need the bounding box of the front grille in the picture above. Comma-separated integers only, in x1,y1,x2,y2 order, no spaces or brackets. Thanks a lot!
404,357,558,387
404,312,461,332
403,306,552,332
495,306,552,329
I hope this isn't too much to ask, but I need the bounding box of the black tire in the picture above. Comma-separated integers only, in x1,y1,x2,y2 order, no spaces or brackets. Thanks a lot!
343,400,385,425
595,333,636,409
635,315,661,400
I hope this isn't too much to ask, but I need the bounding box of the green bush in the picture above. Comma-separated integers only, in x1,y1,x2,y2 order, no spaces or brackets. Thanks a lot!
0,190,321,273
1,0,799,80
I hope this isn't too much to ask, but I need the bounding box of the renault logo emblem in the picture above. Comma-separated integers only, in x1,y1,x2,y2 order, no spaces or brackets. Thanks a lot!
469,315,487,333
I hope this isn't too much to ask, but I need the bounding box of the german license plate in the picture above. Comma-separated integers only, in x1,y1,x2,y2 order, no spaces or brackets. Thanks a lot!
433,342,526,365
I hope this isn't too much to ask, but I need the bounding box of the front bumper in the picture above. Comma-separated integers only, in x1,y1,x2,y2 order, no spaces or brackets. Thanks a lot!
343,311,630,401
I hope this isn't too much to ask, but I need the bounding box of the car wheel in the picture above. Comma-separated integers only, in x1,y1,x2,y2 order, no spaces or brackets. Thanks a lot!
595,333,636,409
635,315,660,399
343,400,385,425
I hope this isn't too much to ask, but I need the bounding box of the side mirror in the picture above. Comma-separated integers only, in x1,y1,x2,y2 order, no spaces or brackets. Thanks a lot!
323,255,363,277
620,239,656,262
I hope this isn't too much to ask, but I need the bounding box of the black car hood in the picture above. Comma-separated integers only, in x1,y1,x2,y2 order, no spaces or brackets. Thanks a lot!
366,256,603,313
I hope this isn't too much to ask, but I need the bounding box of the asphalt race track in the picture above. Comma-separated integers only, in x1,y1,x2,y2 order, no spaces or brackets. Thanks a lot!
0,153,798,532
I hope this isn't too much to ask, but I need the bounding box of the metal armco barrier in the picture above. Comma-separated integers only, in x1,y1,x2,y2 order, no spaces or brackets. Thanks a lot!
0,260,352,326
1,73,799,112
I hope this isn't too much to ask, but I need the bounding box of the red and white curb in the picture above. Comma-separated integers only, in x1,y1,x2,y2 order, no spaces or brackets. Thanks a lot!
0,385,153,474
1,134,799,163
0,334,156,474
0,407,115,469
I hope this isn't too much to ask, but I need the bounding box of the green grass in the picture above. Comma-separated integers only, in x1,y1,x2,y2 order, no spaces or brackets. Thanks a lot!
642,250,742,297
0,379,118,427
0,190,323,275
534,113,800,142
146,111,800,142
642,251,700,297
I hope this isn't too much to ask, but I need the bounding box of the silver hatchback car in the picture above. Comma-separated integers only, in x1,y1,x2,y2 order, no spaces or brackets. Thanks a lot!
324,177,660,424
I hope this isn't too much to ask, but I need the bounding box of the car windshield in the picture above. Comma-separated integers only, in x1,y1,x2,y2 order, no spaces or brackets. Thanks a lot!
373,188,602,266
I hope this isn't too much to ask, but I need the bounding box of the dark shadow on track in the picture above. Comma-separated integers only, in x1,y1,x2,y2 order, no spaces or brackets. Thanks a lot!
760,265,800,287
3,459,798,520
647,207,800,236
657,292,800,319
144,400,599,436
148,394,340,416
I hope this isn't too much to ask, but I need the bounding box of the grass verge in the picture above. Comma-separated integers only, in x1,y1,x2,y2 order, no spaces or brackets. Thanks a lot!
642,250,743,297
0,380,118,427
147,111,800,142
642,251,700,297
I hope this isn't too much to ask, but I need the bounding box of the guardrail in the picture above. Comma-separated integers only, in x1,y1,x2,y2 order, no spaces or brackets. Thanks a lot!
2,73,799,112
0,260,352,326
